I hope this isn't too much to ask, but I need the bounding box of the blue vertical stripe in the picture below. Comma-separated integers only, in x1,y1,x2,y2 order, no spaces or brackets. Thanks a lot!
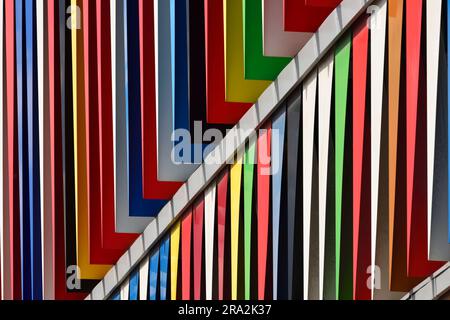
25,0,42,300
129,269,139,300
124,0,165,216
149,250,160,300
159,237,170,300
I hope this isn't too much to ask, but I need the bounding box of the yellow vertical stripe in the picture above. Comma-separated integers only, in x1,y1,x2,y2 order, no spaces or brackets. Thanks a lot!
72,0,110,279
170,222,181,300
230,152,243,300
224,0,270,103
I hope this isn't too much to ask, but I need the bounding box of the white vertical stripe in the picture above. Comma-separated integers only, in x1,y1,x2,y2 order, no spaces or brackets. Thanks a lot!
318,54,334,300
426,0,442,257
303,70,317,300
120,278,130,300
139,256,149,300
370,0,387,299
204,183,216,300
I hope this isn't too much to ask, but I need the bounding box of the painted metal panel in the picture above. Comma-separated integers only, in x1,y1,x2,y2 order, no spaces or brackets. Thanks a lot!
224,0,270,103
272,109,286,300
286,89,302,300
217,170,229,300
25,0,43,299
230,151,243,300
257,124,271,300
204,0,251,124
120,278,129,300
71,0,111,279
283,0,341,32
139,0,181,199
370,0,387,300
181,209,192,300
111,0,154,233
426,0,450,260
128,269,139,300
352,19,370,300
262,0,312,58
170,222,180,300
193,198,204,300
149,250,159,300
244,140,256,300
159,237,169,300
155,0,199,182
303,70,317,300
138,256,149,300
318,53,333,300
204,183,216,300
16,0,31,299
83,0,122,265
335,33,352,300
243,0,290,80
405,0,443,277
98,0,137,250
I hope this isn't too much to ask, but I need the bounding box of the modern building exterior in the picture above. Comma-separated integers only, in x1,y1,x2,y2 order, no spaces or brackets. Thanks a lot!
1,0,450,301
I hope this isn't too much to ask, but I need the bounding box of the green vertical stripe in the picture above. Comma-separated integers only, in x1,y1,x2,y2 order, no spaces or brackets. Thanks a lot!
335,33,351,299
243,0,290,80
243,141,256,300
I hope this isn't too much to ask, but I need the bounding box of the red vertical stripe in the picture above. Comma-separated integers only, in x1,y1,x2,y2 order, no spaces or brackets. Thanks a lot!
217,170,229,300
182,209,193,300
193,198,204,300
257,124,271,300
352,18,371,300
98,0,137,251
405,0,443,276
5,0,21,300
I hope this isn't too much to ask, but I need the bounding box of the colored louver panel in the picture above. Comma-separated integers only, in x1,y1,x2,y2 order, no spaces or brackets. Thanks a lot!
283,0,341,32
155,0,199,182
353,19,371,300
138,256,149,300
224,0,271,103
204,184,216,300
25,0,43,299
258,124,271,300
139,0,181,199
204,0,251,124
128,269,139,300
71,0,111,279
217,170,229,300
318,53,333,300
303,70,317,300
16,0,31,299
426,0,450,260
263,0,313,58
335,33,352,300
170,222,180,300
112,0,154,233
272,109,286,300
84,0,121,265
181,209,192,300
149,250,159,300
159,237,169,300
193,199,204,300
244,140,256,300
405,0,444,277
287,89,302,300
243,0,290,80
230,152,243,300
98,0,137,250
